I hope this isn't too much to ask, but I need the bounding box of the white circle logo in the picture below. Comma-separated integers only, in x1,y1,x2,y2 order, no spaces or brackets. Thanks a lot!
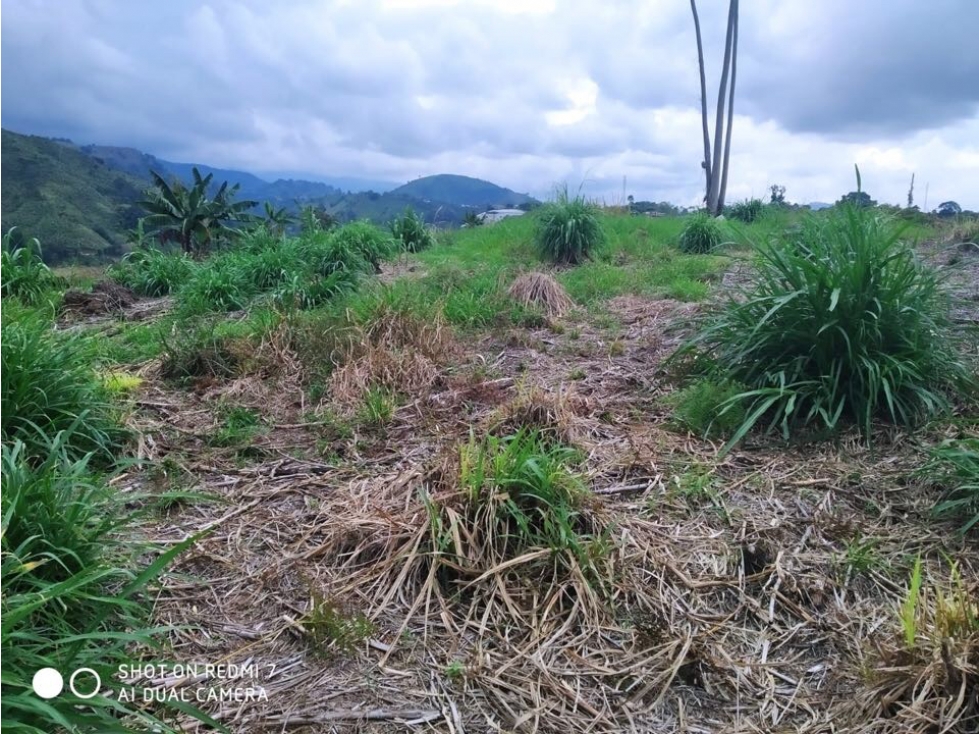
68,668,102,699
32,668,64,699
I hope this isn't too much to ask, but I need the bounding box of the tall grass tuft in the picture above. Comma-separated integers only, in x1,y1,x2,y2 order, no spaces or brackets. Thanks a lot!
727,198,764,223
679,206,975,452
678,213,722,253
391,207,434,253
535,189,604,265
1,230,65,305
1,434,205,732
107,248,196,297
329,221,397,272
1,313,127,464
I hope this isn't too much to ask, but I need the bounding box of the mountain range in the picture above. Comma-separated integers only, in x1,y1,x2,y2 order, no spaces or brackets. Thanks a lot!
0,129,537,263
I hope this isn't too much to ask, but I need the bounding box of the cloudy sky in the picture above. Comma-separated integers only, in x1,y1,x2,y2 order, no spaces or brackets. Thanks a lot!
3,0,978,208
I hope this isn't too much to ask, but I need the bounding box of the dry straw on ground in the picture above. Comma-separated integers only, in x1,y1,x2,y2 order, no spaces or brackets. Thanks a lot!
118,292,977,733
508,272,575,316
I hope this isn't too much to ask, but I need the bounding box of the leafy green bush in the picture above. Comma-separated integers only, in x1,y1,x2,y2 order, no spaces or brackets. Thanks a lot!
665,379,747,438
921,438,979,533
1,313,127,464
678,214,722,253
1,230,65,305
727,198,764,223
390,207,434,253
535,191,604,265
328,221,397,272
107,248,196,297
1,435,201,733
681,206,975,451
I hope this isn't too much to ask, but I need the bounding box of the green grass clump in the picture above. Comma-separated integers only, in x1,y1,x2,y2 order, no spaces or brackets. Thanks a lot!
107,247,196,296
329,220,397,272
727,199,764,224
177,259,256,314
665,378,747,438
159,319,255,381
300,593,375,657
390,207,434,253
357,386,396,427
921,437,979,533
1,230,65,305
535,190,604,265
1,435,201,732
678,214,722,253
681,206,975,451
451,430,603,570
1,313,127,464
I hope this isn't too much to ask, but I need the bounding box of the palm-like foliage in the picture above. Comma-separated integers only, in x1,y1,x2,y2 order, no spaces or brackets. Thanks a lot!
263,202,295,236
140,168,256,256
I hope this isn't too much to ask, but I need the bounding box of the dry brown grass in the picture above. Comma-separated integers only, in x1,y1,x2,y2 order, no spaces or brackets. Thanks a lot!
485,383,589,446
120,293,979,733
328,302,457,408
508,272,575,316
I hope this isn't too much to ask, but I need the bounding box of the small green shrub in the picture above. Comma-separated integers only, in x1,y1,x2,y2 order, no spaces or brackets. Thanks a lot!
665,379,747,438
727,199,764,224
678,214,722,253
1,230,65,305
0,313,127,464
680,206,975,452
535,190,604,265
391,207,434,253
273,270,358,311
921,438,979,533
107,248,196,296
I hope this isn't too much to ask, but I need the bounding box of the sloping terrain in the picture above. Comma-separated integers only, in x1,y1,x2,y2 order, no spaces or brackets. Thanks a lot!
1,129,144,261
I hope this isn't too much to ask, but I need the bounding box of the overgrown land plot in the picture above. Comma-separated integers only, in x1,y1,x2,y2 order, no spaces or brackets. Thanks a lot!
3,203,979,733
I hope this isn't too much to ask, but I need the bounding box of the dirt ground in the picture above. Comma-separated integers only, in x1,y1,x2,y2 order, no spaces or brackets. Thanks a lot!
115,285,977,733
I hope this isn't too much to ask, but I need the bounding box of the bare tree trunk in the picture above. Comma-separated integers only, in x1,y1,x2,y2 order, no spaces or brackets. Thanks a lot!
716,0,738,214
690,0,712,201
706,0,736,215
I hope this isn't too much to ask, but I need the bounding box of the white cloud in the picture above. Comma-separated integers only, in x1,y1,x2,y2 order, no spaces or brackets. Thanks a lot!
1,0,977,208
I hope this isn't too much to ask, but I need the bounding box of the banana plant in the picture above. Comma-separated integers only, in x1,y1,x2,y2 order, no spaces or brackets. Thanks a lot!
140,168,256,256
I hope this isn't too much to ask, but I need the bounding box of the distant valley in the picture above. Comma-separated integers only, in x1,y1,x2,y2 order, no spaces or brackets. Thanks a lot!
0,129,537,263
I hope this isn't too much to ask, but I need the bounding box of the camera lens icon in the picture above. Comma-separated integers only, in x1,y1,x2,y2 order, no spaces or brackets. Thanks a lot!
32,667,102,699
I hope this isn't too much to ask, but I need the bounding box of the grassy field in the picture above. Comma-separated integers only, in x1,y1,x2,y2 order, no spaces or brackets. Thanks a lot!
3,205,978,733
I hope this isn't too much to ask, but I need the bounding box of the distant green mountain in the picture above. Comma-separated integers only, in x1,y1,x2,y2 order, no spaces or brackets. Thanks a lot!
1,130,540,263
392,174,534,209
1,130,143,262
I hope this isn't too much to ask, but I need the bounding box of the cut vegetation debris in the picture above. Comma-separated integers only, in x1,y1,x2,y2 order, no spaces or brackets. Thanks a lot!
7,205,979,734
507,271,575,316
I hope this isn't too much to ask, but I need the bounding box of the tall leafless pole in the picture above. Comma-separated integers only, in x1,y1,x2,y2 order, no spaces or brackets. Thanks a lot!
690,0,740,216
690,0,712,199
716,0,738,214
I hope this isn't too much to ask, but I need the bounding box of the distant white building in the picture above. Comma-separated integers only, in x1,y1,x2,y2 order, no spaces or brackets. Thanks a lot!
478,209,526,224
